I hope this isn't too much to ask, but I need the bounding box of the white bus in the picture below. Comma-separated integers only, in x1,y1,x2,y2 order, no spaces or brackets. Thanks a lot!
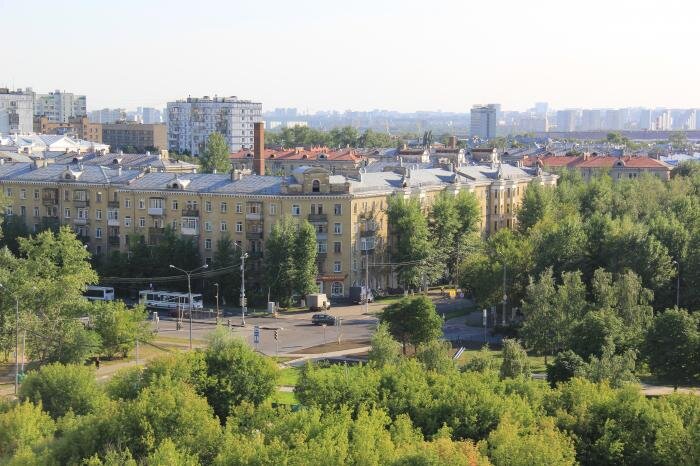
84,286,115,302
138,290,204,314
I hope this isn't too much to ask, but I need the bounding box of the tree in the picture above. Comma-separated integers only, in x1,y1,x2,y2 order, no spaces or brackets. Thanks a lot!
146,439,199,466
643,308,699,388
499,339,531,379
387,196,433,290
569,309,623,358
582,342,637,388
415,339,454,373
212,234,241,305
202,330,278,421
546,350,586,387
367,323,401,367
462,345,497,373
518,180,556,232
486,416,576,466
380,296,442,354
520,269,564,363
199,132,230,174
19,363,106,419
0,402,55,458
292,220,318,298
90,301,152,359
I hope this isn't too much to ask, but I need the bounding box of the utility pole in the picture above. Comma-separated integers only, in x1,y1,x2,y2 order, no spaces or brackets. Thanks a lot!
214,282,220,324
170,263,209,350
240,253,248,326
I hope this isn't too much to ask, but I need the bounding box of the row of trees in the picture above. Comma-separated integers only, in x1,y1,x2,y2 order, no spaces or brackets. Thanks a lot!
4,323,700,465
0,227,151,364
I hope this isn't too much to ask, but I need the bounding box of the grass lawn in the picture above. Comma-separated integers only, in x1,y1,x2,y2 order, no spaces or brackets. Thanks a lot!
270,390,298,405
455,348,547,373
278,367,300,386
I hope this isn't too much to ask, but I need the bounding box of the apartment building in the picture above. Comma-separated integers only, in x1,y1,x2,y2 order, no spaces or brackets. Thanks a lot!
0,88,34,133
230,147,364,176
166,96,262,156
522,154,672,181
34,91,87,123
101,122,167,152
33,116,103,143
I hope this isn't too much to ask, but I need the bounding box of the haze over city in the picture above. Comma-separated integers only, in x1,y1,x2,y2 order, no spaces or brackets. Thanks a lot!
4,0,699,112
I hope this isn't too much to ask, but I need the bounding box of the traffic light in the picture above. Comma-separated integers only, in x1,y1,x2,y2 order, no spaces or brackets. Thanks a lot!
274,330,279,340
240,297,247,307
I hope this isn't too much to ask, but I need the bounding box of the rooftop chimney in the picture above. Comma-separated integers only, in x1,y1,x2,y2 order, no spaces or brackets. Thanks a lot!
253,122,265,175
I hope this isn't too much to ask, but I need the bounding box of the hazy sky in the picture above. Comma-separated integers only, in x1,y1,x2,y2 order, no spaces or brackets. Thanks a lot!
3,0,698,112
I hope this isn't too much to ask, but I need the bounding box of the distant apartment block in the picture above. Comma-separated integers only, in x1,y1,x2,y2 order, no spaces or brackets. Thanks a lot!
0,88,34,133
140,107,162,124
34,116,102,143
470,104,498,140
166,95,262,156
101,122,167,152
555,110,577,132
33,90,87,123
88,108,127,124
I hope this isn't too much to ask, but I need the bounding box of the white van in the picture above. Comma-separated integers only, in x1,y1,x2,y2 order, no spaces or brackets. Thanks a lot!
84,286,115,302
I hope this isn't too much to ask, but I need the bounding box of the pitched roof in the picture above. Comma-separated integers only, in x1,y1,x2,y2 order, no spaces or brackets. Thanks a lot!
230,147,361,162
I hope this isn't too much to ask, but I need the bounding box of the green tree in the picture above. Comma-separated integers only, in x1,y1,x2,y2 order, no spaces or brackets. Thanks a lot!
520,268,565,363
415,339,454,373
0,402,55,458
202,330,278,421
292,219,318,298
462,345,497,373
569,309,623,358
211,234,241,305
486,416,576,466
146,439,200,466
367,323,401,367
380,296,442,354
582,342,637,388
387,196,433,289
518,180,557,232
19,363,106,419
499,338,531,379
199,132,230,174
546,350,586,387
643,308,699,388
90,301,152,359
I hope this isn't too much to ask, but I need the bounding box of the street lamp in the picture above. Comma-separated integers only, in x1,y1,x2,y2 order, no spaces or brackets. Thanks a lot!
169,263,209,350
214,282,220,324
672,260,680,308
229,242,249,327
0,284,20,395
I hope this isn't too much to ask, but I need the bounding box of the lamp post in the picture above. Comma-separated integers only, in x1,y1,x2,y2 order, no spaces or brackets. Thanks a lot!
169,263,209,350
229,242,249,327
214,282,220,324
0,284,20,395
672,260,680,308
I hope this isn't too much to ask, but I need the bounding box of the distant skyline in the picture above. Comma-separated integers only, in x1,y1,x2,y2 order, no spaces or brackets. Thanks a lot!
3,0,699,113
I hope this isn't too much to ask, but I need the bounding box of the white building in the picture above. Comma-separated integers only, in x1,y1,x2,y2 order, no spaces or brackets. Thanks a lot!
652,111,673,131
0,88,34,133
34,90,87,122
470,104,498,140
140,107,162,124
555,110,577,132
88,108,126,124
166,95,262,156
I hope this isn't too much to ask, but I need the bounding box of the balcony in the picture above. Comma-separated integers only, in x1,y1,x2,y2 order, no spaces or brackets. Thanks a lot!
181,226,199,236
107,218,120,226
74,217,88,225
108,236,120,246
42,196,58,206
248,251,263,259
73,199,89,207
360,237,376,251
108,201,120,208
148,207,163,216
182,208,199,217
308,213,327,222
245,212,261,221
246,231,263,240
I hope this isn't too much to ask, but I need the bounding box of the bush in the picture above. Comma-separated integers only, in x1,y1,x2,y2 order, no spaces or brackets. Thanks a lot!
500,339,531,379
19,363,106,419
547,350,586,387
0,402,55,457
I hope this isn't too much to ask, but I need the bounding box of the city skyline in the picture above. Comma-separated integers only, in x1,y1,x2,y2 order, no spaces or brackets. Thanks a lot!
3,0,699,113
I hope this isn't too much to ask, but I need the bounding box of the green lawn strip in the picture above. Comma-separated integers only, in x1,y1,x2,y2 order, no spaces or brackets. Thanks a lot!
270,390,298,405
456,348,546,372
277,367,300,386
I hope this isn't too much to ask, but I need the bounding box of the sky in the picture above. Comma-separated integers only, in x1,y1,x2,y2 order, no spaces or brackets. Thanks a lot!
2,0,699,113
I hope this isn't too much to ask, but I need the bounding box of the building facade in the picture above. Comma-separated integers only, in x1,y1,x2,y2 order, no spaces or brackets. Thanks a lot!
166,96,262,156
0,88,34,133
34,91,87,123
33,117,103,143
101,122,167,152
470,105,498,140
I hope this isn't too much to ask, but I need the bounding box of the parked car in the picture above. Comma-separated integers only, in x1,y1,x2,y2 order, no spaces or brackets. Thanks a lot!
312,313,336,326
349,286,374,305
307,293,331,311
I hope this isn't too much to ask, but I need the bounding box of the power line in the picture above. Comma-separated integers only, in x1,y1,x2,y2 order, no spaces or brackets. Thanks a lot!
100,262,242,284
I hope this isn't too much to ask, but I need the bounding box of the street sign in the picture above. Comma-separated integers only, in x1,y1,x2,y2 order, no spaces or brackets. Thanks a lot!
482,309,487,327
253,326,260,344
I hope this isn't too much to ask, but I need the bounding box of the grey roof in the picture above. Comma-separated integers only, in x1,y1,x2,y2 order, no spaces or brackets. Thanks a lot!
457,163,533,181
121,172,282,195
348,167,467,193
0,162,34,179
7,163,141,185
51,152,198,172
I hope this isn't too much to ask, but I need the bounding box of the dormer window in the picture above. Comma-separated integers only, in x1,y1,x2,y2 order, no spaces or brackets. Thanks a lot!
168,178,191,190
319,154,327,159
312,179,320,193
65,173,72,180
246,153,253,158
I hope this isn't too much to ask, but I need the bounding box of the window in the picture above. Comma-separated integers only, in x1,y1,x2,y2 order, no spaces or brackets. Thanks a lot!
171,200,179,210
139,217,145,227
248,204,259,214
4,206,12,215
315,223,326,234
205,239,212,250
220,221,228,231
18,206,25,216
19,189,26,199
125,198,131,208
317,241,327,254
334,223,342,234
96,209,102,220
205,221,212,232
292,204,300,216
333,261,342,273
331,281,343,296
150,198,163,209
205,257,212,265
96,192,102,203
220,202,228,213
311,203,323,215
236,222,243,232
124,216,132,227
334,241,341,253
205,201,212,212
269,203,277,215
138,199,145,209
64,208,71,218
108,210,118,221
334,204,342,215
312,179,320,192
95,228,102,239
171,220,178,229
63,189,68,201
33,189,39,200
78,208,89,220
33,207,39,217
236,203,242,213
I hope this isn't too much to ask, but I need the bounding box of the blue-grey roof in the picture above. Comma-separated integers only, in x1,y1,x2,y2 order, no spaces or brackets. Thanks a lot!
6,164,141,185
121,172,283,195
0,162,34,179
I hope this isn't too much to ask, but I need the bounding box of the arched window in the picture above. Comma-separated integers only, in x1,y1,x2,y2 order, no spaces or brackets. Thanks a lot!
312,179,320,193
331,281,343,296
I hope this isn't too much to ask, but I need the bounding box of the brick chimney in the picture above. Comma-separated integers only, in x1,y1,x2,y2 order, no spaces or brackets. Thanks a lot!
253,122,265,175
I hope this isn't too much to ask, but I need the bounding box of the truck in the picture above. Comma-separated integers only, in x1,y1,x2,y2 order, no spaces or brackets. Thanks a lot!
349,286,374,305
307,293,331,312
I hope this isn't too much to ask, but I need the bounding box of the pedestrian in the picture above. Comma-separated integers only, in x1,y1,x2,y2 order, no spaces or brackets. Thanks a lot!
95,356,100,369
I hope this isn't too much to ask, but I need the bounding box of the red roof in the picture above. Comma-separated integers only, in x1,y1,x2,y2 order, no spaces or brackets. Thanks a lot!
230,147,361,162
523,155,671,170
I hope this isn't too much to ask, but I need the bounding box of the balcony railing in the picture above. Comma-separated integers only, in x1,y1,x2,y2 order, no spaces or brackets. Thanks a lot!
107,218,120,226
181,226,199,236
74,217,88,225
73,199,89,207
246,231,263,240
148,207,164,216
245,212,262,221
108,201,120,208
182,208,199,217
42,196,58,206
308,213,327,222
108,236,120,246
